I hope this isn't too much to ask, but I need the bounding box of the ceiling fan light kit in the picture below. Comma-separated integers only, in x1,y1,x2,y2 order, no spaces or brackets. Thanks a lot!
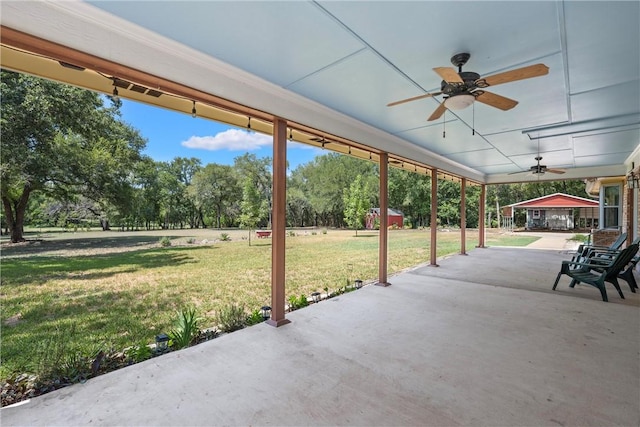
444,93,475,110
387,52,549,121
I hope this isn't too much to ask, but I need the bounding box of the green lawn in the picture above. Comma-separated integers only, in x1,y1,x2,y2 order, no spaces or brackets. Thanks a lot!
0,228,537,378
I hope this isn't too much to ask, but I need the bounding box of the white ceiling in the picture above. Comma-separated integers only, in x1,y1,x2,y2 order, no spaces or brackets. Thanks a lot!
2,1,639,184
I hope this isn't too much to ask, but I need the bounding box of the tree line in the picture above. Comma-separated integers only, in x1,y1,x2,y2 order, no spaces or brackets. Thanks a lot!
1,70,591,243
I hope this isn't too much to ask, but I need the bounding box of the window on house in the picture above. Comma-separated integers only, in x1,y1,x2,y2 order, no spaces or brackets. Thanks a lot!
532,210,540,219
603,185,620,228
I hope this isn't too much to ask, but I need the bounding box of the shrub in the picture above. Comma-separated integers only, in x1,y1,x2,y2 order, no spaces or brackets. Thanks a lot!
288,294,309,311
216,303,246,333
125,343,153,364
287,230,297,237
245,309,265,326
322,228,328,234
311,231,317,236
186,237,196,244
219,233,231,241
159,236,171,247
169,307,200,350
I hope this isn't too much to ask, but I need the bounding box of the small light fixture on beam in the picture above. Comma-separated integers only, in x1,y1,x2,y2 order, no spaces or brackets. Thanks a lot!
191,101,197,118
627,162,639,189
111,81,119,101
247,116,252,130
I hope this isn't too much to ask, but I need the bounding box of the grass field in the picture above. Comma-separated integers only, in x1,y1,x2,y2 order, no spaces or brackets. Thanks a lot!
0,228,537,378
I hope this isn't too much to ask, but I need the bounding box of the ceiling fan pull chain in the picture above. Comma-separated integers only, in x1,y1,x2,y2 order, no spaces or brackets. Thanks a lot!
442,110,446,138
472,102,475,135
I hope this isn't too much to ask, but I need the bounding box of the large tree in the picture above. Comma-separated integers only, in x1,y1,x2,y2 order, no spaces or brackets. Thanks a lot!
189,163,240,228
239,176,266,246
0,71,146,242
343,174,371,236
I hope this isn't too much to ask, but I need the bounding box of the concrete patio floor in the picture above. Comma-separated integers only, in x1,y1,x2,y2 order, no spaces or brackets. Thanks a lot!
3,236,639,426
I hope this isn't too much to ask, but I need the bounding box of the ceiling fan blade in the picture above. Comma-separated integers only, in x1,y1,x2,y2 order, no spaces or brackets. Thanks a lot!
508,170,528,175
433,67,464,83
546,168,566,174
475,91,519,111
427,103,448,121
387,92,442,107
481,63,549,87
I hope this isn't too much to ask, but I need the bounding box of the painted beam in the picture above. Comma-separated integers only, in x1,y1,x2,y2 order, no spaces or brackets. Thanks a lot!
377,152,390,286
267,118,290,327
460,177,467,255
430,168,439,267
478,184,487,248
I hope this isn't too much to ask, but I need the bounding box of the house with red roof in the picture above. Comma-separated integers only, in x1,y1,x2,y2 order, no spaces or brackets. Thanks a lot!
504,193,599,231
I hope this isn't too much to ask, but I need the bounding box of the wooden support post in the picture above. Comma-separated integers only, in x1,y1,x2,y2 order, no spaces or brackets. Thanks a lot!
377,152,390,286
267,118,290,327
477,184,486,248
430,168,439,266
460,177,467,255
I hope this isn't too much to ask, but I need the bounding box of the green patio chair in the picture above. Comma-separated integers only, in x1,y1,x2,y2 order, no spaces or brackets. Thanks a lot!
572,232,627,261
618,254,640,293
552,243,639,302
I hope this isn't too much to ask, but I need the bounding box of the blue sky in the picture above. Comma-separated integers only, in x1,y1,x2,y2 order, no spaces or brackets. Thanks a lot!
118,99,323,171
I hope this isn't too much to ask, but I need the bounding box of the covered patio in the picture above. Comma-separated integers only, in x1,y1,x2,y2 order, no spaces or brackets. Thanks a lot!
1,3,639,425
3,241,639,426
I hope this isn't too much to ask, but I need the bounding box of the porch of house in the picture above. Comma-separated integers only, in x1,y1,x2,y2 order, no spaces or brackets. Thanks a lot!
2,243,639,426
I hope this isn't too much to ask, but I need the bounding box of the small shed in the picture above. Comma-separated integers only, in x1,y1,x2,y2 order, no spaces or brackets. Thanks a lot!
505,193,599,230
366,208,404,229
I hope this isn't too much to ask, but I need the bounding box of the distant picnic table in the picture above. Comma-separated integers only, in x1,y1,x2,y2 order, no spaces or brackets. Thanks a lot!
256,230,272,238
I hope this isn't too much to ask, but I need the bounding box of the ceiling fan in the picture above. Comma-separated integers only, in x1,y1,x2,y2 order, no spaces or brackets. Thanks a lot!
387,53,549,121
510,156,566,176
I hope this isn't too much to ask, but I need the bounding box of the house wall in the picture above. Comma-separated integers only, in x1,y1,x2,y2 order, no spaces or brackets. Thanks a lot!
526,209,574,230
388,215,403,228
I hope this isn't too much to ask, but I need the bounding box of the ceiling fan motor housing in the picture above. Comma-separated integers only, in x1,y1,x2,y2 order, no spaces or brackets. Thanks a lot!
441,71,480,96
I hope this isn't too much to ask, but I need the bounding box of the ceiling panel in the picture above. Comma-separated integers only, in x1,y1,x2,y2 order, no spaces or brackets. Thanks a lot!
447,149,512,169
90,1,365,87
573,128,640,157
570,81,640,122
287,49,428,133
490,133,573,158
319,1,562,92
396,120,492,156
564,1,640,93
575,152,632,168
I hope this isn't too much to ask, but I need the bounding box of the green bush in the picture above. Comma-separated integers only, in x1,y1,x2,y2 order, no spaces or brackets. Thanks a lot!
125,343,153,364
287,230,297,237
245,309,265,326
169,307,200,350
288,294,309,311
159,236,172,247
215,303,246,333
186,237,196,244
219,233,231,241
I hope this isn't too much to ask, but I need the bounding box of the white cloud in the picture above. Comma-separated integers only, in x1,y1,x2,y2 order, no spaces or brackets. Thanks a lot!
181,128,325,154
181,129,272,151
